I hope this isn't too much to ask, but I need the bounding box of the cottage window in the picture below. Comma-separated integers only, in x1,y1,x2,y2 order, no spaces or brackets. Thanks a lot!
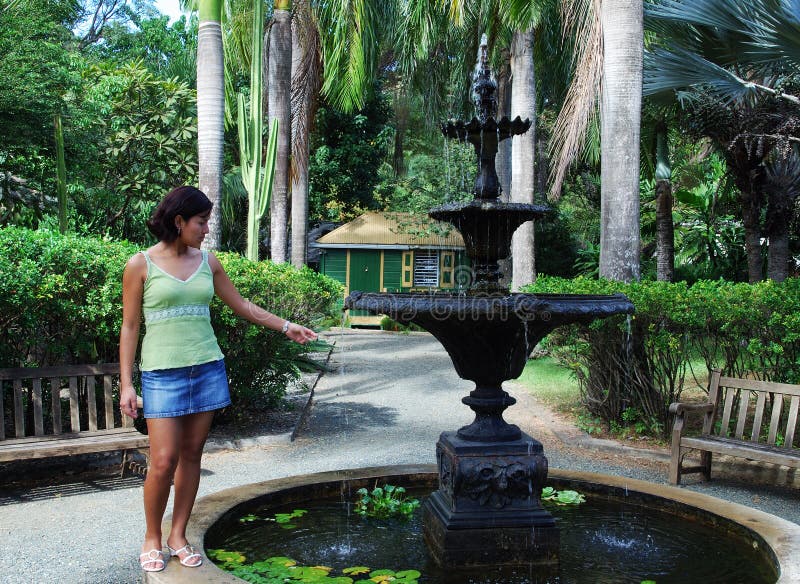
413,251,439,287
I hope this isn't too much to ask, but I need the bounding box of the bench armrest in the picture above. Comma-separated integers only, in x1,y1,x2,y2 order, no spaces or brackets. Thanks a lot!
669,402,714,416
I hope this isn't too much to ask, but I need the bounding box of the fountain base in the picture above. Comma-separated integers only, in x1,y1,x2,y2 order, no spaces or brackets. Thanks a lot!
423,431,559,567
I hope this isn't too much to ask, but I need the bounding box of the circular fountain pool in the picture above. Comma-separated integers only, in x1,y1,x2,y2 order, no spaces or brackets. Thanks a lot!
144,465,800,584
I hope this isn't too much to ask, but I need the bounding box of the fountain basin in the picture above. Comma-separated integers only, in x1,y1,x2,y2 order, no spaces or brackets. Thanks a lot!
144,465,800,584
345,291,634,385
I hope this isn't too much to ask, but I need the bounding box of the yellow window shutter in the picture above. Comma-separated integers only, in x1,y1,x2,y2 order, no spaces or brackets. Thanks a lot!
440,251,454,288
402,251,413,286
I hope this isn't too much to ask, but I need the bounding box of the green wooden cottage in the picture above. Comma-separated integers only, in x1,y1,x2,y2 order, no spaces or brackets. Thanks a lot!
314,211,469,326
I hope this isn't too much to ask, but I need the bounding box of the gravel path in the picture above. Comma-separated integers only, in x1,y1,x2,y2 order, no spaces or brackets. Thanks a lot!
1,329,798,583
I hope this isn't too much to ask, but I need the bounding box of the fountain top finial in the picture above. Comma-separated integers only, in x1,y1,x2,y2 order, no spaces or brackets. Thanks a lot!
472,34,496,122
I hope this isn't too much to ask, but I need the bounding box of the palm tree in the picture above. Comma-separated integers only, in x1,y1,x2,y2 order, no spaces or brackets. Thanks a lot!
535,0,644,282
197,0,225,250
290,0,321,267
598,0,643,282
268,0,292,263
510,29,537,289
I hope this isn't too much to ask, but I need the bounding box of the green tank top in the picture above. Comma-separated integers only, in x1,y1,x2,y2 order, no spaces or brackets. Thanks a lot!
139,250,224,371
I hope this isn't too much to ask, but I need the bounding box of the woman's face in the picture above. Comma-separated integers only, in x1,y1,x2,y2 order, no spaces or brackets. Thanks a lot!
176,211,211,248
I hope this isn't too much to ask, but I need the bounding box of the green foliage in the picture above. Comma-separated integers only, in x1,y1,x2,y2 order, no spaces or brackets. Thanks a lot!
541,487,586,506
309,95,392,222
206,551,422,584
526,276,800,438
89,15,198,84
354,485,420,519
77,61,198,241
0,226,136,366
0,228,342,412
0,0,79,148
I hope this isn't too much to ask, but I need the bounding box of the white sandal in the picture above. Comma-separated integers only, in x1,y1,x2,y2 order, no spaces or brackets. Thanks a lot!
167,542,203,567
139,549,166,572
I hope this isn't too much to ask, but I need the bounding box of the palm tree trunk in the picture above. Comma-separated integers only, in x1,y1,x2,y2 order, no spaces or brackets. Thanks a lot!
269,1,292,263
599,0,642,283
197,0,224,251
510,29,536,291
496,49,512,202
290,9,309,268
654,122,674,282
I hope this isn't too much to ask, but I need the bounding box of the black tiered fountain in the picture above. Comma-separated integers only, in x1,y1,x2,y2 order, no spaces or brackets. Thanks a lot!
345,36,634,568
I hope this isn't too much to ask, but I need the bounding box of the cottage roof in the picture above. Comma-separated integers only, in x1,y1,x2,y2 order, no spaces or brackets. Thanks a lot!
314,211,465,249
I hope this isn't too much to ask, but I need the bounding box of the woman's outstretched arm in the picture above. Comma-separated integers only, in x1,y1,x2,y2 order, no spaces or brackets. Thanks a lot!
208,253,317,344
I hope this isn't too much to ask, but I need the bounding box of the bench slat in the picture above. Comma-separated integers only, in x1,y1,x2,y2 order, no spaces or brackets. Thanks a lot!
50,378,62,435
13,379,24,439
32,378,43,436
719,375,800,397
734,389,750,440
4,426,144,445
720,387,736,437
0,363,121,380
682,435,800,468
68,376,80,432
768,393,784,446
104,375,114,430
785,395,799,448
0,431,149,463
751,391,767,443
86,376,98,432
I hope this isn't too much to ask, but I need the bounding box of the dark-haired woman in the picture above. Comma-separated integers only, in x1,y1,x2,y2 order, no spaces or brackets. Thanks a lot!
119,186,316,572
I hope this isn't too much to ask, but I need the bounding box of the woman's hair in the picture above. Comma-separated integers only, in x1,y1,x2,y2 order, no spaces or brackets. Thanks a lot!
147,186,213,242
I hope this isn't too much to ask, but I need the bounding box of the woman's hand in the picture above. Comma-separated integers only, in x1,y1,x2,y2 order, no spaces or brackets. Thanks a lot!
285,322,318,344
120,384,139,419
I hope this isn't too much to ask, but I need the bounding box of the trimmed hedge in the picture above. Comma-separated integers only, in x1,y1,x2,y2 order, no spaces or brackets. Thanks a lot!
0,227,342,408
524,276,800,437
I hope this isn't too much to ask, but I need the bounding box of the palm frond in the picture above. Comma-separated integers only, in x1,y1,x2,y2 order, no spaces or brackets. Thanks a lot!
316,0,397,112
645,46,772,104
291,0,322,177
548,0,602,198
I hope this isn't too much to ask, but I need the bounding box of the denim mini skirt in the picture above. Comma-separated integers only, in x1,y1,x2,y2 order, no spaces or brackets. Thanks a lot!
141,359,231,418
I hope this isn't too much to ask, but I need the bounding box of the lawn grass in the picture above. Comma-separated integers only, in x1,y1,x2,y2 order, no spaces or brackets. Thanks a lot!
514,356,581,411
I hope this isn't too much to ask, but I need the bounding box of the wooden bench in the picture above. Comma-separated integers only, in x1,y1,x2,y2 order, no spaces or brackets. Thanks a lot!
0,364,149,476
669,369,800,485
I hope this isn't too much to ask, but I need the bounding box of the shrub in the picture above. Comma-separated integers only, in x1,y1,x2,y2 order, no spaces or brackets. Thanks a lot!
525,276,800,438
0,227,342,409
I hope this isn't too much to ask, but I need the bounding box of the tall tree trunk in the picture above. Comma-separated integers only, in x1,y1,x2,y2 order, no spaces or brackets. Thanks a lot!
269,1,292,263
764,158,798,282
599,0,642,283
728,147,765,282
197,0,224,251
496,48,512,202
510,30,536,291
654,122,674,282
290,8,309,268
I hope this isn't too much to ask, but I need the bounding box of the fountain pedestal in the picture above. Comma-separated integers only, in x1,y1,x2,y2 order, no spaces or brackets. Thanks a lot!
423,432,559,567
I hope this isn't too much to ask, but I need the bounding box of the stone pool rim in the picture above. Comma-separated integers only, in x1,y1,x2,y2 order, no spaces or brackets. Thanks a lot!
144,464,800,584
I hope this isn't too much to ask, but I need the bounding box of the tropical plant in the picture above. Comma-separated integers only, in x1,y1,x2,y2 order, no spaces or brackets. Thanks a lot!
237,0,278,261
80,61,198,240
354,484,420,519
643,0,800,282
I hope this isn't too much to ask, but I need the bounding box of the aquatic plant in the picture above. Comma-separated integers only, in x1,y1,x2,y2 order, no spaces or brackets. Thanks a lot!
354,485,420,519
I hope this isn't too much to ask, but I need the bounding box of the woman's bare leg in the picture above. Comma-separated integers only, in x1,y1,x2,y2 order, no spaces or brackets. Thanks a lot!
141,417,181,559
166,410,215,563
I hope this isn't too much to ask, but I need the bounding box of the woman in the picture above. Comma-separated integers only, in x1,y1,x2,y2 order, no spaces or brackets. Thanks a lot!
119,186,316,572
